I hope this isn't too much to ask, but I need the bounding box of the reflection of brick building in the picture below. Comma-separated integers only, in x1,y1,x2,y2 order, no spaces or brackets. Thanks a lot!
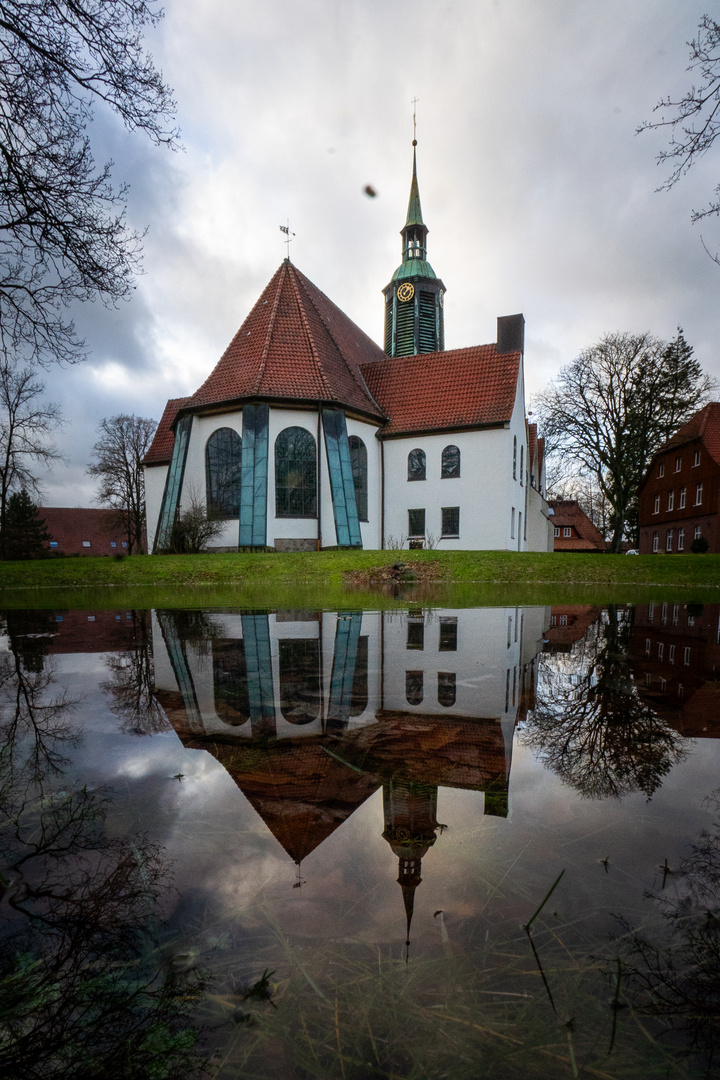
638,403,720,554
544,606,603,653
2,609,138,657
548,500,606,552
630,602,720,737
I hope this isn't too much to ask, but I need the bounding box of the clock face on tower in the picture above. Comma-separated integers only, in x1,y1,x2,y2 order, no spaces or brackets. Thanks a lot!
397,282,414,302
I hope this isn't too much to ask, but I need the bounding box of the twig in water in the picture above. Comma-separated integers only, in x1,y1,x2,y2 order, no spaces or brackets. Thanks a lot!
523,869,566,1015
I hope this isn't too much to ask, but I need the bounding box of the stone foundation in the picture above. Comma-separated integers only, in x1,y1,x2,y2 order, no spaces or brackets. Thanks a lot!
273,538,318,553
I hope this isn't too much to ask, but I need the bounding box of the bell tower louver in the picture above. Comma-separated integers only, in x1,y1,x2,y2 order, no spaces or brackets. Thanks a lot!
383,140,446,357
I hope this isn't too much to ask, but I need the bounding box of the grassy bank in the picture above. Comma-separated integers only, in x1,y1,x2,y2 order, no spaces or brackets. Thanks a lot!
1,549,719,609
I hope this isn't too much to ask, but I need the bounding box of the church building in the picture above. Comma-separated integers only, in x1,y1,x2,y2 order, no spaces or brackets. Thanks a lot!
144,144,552,552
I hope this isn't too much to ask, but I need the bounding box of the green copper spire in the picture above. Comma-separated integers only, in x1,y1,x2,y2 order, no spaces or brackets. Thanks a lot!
382,138,446,357
405,144,424,227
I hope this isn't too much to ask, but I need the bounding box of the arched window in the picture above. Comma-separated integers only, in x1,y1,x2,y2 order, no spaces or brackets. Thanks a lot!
513,436,517,480
279,639,320,724
520,444,524,485
349,435,368,521
441,445,460,478
275,427,317,517
350,636,369,716
407,448,426,481
406,670,423,705
213,640,249,725
206,427,242,518
438,672,456,708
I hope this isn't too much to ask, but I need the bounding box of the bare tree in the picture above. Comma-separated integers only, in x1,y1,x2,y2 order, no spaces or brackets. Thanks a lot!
536,330,715,552
0,1,178,366
87,414,157,554
0,361,63,559
638,15,720,223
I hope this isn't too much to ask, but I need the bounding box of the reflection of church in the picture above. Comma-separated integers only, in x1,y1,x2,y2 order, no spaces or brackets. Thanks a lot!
152,606,548,935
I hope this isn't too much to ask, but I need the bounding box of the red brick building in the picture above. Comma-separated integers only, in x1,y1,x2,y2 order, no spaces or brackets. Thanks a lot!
638,402,720,554
40,507,129,556
548,499,606,552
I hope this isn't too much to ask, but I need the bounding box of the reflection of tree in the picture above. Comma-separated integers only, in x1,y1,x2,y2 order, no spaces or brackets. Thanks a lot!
523,606,686,799
611,792,720,1073
102,610,169,736
0,777,207,1080
0,613,78,782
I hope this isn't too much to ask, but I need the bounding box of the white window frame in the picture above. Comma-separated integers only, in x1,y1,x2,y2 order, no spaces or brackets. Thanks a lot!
653,494,660,514
679,487,686,508
667,491,674,511
695,482,703,506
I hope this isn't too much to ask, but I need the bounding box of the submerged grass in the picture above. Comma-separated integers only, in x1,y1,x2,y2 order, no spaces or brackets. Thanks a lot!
1,549,719,610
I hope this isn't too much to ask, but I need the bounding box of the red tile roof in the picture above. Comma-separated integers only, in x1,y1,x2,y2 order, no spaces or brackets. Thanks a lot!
143,397,189,466
184,261,386,419
655,402,720,466
549,499,607,551
41,507,127,555
360,345,521,437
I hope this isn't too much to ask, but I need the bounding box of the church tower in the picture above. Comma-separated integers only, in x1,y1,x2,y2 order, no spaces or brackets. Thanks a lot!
383,141,446,357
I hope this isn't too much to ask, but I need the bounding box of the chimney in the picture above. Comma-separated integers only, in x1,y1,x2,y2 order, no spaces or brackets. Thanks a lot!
496,313,525,355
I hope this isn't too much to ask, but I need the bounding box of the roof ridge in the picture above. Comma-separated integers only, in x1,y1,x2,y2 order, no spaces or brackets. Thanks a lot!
252,265,285,394
288,265,333,400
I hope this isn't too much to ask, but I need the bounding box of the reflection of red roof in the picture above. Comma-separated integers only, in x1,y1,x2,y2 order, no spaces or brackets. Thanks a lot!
143,397,190,466
186,736,379,863
360,345,520,437
183,262,385,420
549,500,606,552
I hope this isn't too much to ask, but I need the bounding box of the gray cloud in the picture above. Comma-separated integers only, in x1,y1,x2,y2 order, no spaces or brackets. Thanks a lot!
30,0,720,505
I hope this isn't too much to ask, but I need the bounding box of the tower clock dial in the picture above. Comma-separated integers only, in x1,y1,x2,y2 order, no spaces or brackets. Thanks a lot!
397,282,415,302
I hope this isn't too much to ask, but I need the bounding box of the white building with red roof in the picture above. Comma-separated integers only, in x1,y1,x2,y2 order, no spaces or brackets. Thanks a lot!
144,146,552,553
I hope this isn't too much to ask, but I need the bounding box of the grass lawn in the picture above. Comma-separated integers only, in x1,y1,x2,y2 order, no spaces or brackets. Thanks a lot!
1,549,719,609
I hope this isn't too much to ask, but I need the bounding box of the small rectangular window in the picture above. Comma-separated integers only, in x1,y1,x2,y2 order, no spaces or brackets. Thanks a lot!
678,528,685,550
694,449,701,467
441,506,459,537
49,541,58,547
695,483,703,505
652,531,659,552
408,508,425,537
82,540,91,547
439,617,458,652
672,604,679,624
658,642,664,661
87,615,95,622
559,614,568,626
110,541,117,548
121,541,127,548
669,644,675,663
684,646,691,666
563,526,572,538
648,603,654,621
653,495,660,514
658,462,665,477
679,487,686,508
55,615,63,622
645,638,651,655
666,530,673,552
667,491,674,511
645,672,652,687
675,455,682,472
553,527,560,537
694,525,702,539
406,619,424,650
678,683,684,698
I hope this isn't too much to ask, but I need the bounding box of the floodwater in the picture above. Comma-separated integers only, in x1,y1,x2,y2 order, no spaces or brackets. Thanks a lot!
1,600,719,1079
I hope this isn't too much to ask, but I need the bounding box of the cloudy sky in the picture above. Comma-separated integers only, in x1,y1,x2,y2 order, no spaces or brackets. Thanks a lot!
39,0,720,506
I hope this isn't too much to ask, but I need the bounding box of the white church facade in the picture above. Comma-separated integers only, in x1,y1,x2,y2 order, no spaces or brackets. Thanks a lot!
144,147,552,553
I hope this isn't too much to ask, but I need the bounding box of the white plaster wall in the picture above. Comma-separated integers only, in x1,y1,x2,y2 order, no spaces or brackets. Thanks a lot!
526,484,554,552
144,465,168,553
382,427,515,550
381,607,526,721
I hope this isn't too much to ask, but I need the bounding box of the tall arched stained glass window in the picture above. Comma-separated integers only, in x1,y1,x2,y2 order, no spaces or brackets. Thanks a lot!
275,427,317,517
206,428,242,518
441,445,460,478
349,435,368,521
407,448,426,481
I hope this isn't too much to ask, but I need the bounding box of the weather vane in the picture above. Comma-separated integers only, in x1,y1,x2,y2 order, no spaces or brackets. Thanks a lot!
411,96,419,144
279,219,295,258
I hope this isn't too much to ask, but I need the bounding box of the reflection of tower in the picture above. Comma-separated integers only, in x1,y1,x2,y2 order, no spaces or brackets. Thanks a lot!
382,779,439,948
